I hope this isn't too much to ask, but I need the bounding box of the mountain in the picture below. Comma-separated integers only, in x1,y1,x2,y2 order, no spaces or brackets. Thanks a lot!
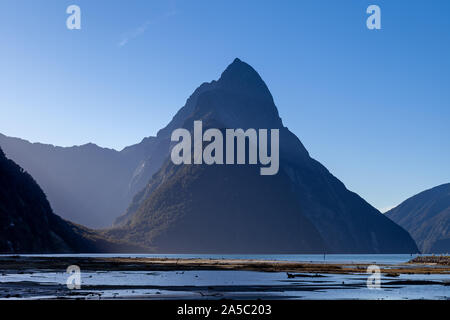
107,58,418,254
0,147,145,253
0,134,158,228
386,183,450,253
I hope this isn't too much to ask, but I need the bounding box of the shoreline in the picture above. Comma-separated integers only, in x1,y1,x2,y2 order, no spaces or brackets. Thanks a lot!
1,255,449,274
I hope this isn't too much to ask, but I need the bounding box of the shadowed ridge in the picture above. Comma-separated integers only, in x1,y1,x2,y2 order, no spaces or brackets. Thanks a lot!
386,183,450,253
123,58,285,200
0,146,150,253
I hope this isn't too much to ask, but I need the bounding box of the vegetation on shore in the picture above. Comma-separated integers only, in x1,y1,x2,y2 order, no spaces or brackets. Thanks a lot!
1,256,449,275
408,255,450,266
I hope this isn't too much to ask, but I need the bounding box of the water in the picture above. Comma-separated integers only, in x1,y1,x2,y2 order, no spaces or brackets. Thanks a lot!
4,253,425,264
0,254,448,300
1,270,448,300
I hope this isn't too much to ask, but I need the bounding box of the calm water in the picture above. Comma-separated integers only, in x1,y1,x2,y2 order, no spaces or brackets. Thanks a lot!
0,254,448,300
7,253,426,264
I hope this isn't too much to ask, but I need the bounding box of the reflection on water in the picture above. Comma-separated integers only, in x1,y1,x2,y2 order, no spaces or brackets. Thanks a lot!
0,254,448,300
1,270,449,300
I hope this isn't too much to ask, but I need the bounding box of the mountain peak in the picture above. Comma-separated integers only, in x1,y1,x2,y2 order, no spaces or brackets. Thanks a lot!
217,58,273,102
220,58,262,82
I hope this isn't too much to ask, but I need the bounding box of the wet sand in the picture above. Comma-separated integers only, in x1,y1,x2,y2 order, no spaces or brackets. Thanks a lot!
0,256,448,299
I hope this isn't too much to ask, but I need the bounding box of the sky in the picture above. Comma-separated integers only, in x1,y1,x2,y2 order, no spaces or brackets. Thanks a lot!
0,0,449,212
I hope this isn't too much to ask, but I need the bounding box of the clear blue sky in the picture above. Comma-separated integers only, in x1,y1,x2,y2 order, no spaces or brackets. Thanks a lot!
0,0,449,212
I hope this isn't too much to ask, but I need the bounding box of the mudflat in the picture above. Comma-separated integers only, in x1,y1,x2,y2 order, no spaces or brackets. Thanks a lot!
0,255,449,274
0,255,449,300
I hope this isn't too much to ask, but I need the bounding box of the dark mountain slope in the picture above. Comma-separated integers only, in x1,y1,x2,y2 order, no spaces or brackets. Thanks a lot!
108,160,327,253
109,58,418,254
0,147,147,253
0,134,157,228
386,183,450,253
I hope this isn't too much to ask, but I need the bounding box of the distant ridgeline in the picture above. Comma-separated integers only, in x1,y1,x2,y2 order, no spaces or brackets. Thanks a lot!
0,147,146,253
0,133,157,228
386,183,450,253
